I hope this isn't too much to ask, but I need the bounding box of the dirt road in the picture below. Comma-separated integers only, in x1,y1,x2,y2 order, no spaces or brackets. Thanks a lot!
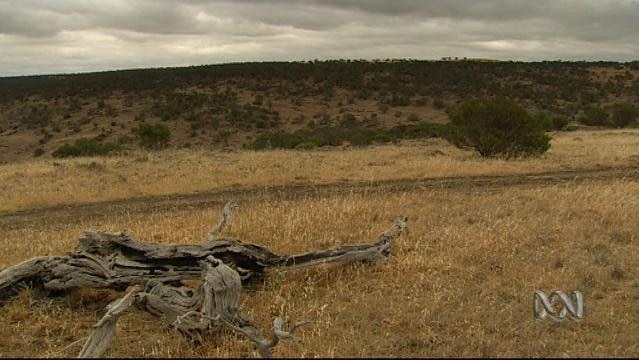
1,165,637,229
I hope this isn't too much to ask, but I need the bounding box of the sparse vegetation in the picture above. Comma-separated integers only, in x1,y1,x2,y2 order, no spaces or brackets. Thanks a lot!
247,121,447,150
0,60,638,162
133,123,171,150
51,138,121,158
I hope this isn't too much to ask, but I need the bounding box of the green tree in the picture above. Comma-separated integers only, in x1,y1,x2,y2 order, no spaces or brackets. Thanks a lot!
448,97,551,157
133,123,171,150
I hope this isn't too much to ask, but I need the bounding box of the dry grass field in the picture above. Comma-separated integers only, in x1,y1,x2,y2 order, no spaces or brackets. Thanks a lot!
1,129,639,357
2,129,639,213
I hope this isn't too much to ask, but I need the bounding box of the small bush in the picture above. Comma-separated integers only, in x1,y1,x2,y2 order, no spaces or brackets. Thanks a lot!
39,133,53,145
433,98,446,110
407,113,421,122
117,134,132,145
33,148,44,157
255,120,267,129
611,103,639,128
52,138,121,158
448,97,551,157
552,115,570,130
133,123,171,150
534,112,569,131
373,133,393,143
105,105,118,117
341,113,358,128
579,106,610,126
294,142,317,150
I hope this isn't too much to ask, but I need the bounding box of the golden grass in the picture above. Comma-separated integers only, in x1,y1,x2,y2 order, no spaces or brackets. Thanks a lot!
1,179,638,357
1,129,639,213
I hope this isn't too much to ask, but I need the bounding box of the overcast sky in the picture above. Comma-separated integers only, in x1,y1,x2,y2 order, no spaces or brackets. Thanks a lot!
1,0,638,76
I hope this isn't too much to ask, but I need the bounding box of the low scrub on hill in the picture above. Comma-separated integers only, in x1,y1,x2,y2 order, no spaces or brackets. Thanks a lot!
246,121,449,150
133,123,172,150
578,103,639,128
52,138,121,158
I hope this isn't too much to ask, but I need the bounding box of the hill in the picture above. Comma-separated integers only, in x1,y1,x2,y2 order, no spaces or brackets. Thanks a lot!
1,59,638,162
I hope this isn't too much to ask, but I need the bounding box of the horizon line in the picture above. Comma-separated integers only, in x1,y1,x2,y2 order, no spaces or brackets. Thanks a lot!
2,57,638,79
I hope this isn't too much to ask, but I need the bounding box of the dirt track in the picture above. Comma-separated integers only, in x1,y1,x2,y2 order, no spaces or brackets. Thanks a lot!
1,165,638,229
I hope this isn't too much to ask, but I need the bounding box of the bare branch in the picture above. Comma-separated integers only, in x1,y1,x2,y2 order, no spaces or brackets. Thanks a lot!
78,285,142,358
208,201,239,241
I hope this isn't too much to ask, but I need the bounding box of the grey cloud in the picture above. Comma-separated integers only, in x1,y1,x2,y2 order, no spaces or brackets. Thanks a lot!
0,0,637,76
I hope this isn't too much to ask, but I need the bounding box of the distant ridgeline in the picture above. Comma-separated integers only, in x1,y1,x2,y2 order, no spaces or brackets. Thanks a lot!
0,60,637,159
1,60,638,108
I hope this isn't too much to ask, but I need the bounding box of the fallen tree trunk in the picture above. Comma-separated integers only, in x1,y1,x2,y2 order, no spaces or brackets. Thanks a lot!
0,201,408,300
0,201,408,357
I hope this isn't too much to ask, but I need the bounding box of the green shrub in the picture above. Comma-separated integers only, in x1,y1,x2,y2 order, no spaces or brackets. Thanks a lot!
117,134,132,145
255,120,267,129
33,148,44,157
448,97,551,157
349,131,372,147
611,103,639,128
39,132,53,145
534,111,569,131
247,121,447,151
552,115,570,130
340,113,358,128
294,142,317,150
433,98,446,110
407,113,421,122
133,123,171,150
579,106,610,126
52,138,121,158
373,132,393,143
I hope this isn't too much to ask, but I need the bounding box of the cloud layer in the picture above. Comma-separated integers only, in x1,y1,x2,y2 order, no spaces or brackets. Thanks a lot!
1,0,638,76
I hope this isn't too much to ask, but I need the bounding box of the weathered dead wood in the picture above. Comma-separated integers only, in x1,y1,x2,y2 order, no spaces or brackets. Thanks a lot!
78,285,142,358
0,204,407,301
208,200,239,241
0,201,408,357
79,256,311,358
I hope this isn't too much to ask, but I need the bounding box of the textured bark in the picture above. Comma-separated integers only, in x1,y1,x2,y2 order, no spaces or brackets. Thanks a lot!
0,215,407,299
79,256,312,358
0,201,408,357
